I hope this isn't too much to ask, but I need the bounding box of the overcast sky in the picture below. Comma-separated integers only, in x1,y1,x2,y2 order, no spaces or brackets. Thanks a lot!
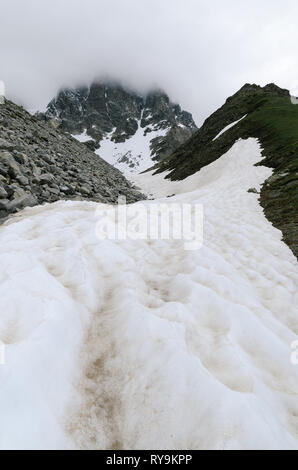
1,0,298,125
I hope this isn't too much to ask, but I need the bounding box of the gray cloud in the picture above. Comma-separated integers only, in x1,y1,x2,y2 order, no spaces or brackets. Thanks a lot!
1,0,298,125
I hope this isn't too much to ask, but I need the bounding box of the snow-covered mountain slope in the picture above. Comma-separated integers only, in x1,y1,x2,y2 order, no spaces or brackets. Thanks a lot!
0,139,297,450
37,82,197,173
0,97,145,227
154,83,298,260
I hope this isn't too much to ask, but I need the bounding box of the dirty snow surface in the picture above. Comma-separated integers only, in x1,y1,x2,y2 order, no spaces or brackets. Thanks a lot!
0,138,297,450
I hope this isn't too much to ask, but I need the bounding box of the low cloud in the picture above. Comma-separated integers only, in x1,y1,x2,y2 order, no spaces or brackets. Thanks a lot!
1,0,298,125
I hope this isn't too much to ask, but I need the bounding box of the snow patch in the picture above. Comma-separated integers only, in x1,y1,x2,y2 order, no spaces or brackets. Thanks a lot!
71,129,91,143
213,115,247,141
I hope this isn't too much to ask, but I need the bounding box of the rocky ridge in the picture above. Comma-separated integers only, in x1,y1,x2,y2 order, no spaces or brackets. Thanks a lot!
0,97,145,221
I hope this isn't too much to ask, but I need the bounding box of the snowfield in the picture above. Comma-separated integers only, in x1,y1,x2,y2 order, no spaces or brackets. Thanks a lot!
0,138,297,450
73,123,169,173
71,129,91,143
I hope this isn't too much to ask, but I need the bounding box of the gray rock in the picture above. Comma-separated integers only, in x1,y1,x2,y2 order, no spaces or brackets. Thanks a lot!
0,151,21,177
0,175,8,184
12,186,27,198
266,174,282,185
0,165,8,177
25,131,33,140
0,186,8,199
80,185,92,196
248,188,259,194
0,199,10,211
38,153,55,165
3,185,14,198
60,185,75,195
13,152,28,165
48,187,60,195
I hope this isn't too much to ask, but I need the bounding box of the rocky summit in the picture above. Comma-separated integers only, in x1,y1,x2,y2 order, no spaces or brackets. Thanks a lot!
0,98,145,221
37,82,197,172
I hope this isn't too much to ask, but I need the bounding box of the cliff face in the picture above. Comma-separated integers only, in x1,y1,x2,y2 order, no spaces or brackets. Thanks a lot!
0,98,145,221
37,82,197,172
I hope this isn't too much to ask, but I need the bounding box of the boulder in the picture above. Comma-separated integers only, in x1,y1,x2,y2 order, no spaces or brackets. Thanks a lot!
39,173,55,184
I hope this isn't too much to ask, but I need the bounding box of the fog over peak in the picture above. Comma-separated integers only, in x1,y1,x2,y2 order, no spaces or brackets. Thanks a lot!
1,0,298,125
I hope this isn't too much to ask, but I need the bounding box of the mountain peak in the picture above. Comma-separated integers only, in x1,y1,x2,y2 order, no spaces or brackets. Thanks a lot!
37,82,197,173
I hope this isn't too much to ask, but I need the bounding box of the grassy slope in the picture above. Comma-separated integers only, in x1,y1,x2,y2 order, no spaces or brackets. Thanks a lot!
248,96,298,258
154,86,298,258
